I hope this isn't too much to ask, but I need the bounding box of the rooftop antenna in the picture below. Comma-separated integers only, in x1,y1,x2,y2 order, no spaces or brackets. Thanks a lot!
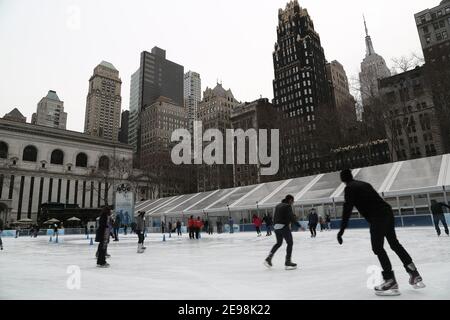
363,14,369,37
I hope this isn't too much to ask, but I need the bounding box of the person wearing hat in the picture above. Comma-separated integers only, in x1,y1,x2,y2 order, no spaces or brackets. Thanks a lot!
337,169,424,296
136,211,146,253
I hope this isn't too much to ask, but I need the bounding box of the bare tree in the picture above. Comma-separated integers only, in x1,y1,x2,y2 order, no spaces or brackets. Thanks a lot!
391,53,423,74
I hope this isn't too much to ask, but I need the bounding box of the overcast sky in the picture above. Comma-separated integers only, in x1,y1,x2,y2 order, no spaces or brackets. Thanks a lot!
0,0,433,132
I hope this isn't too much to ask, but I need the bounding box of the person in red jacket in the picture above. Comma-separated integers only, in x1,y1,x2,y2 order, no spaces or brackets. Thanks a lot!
188,216,195,240
253,214,263,237
194,217,203,239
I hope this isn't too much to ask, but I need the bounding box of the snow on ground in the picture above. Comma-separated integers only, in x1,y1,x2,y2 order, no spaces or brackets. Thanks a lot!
0,227,449,300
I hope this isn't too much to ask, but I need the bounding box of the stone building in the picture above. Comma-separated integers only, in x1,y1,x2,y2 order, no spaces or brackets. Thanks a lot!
378,66,443,161
0,118,148,226
3,108,26,123
197,83,240,191
84,61,122,141
230,98,281,187
32,90,67,129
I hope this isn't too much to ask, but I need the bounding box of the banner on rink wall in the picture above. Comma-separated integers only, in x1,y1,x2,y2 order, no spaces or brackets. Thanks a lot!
445,213,450,225
115,184,134,225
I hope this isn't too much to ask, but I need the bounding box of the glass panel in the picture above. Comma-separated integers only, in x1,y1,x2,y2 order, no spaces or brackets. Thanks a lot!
139,198,166,213
430,192,446,204
301,172,341,200
172,191,217,213
188,188,236,212
147,196,182,214
389,155,442,191
384,197,400,216
414,194,430,215
264,176,316,205
340,163,394,196
209,185,256,209
399,196,414,216
234,180,285,207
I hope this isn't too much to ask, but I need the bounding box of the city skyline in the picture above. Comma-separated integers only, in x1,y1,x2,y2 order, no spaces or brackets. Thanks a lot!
0,0,428,132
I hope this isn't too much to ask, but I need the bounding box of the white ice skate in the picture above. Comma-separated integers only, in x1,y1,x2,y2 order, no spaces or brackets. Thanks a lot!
137,244,145,253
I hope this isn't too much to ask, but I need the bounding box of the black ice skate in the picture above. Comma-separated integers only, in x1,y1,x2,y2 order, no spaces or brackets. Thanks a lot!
285,260,297,270
264,255,273,268
97,263,110,268
407,263,426,289
374,275,400,296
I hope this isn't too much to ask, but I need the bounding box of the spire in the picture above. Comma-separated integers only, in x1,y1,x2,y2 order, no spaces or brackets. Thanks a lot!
363,15,375,57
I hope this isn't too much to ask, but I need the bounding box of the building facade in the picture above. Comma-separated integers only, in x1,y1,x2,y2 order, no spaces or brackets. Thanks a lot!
359,17,391,109
415,0,450,153
32,90,67,129
184,71,202,135
139,97,190,197
378,66,443,161
0,119,148,226
84,61,122,141
118,110,129,144
3,108,26,123
197,83,240,192
272,0,333,179
231,98,280,187
128,69,140,153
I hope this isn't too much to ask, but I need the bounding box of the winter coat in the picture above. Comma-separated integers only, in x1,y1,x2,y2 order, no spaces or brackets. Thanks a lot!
135,215,145,232
273,202,300,227
95,212,110,243
194,219,203,229
308,212,319,225
263,215,273,226
253,217,262,227
188,218,195,228
176,221,181,228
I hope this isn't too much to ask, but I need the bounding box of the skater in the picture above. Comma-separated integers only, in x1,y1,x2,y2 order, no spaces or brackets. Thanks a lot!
204,219,209,235
188,216,195,239
84,224,88,237
229,216,234,234
308,209,318,238
252,214,262,237
319,216,326,232
337,169,425,296
123,224,128,236
264,195,300,270
430,200,450,237
168,221,173,236
161,221,166,234
113,214,121,242
53,224,59,240
0,218,4,250
263,214,273,236
325,214,331,230
217,218,222,234
208,220,214,235
176,220,182,236
194,217,203,239
95,207,112,268
136,211,146,253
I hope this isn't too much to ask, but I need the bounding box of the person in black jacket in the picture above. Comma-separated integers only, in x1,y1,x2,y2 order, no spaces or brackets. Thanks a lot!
337,169,425,296
0,218,4,250
264,195,300,270
430,200,450,236
96,207,112,268
263,214,273,236
308,208,319,238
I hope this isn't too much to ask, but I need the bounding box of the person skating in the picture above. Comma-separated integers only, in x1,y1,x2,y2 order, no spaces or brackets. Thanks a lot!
337,169,425,296
176,220,182,236
95,207,112,268
325,214,331,231
188,216,195,239
430,200,450,237
204,219,209,235
136,211,146,253
252,214,262,237
113,214,121,242
194,217,203,239
264,195,301,270
263,214,273,236
123,224,128,236
308,209,318,238
0,218,4,250
229,216,234,234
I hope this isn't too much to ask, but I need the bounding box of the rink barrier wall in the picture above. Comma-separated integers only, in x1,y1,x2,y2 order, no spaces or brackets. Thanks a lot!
0,214,440,237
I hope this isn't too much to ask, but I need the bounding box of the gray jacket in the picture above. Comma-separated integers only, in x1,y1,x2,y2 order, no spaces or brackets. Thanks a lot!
136,215,145,231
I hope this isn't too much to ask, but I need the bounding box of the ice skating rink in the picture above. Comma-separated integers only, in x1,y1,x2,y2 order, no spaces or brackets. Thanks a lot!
1,227,449,300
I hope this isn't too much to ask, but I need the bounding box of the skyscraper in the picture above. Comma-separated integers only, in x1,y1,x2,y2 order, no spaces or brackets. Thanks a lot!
118,110,129,144
84,61,122,141
415,0,450,152
272,0,333,178
32,90,67,129
184,71,201,135
128,68,140,152
359,16,391,108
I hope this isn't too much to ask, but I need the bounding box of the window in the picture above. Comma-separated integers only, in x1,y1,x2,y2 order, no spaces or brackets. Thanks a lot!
99,156,110,170
23,145,37,162
76,153,88,167
50,149,64,165
0,141,7,159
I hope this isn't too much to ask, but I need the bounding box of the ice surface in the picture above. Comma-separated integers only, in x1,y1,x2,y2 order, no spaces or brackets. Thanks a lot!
0,227,449,300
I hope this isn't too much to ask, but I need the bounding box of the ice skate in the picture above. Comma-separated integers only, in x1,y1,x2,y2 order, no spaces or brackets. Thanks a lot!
137,244,145,254
285,260,297,270
407,263,426,289
264,255,273,268
97,263,110,268
374,275,401,296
